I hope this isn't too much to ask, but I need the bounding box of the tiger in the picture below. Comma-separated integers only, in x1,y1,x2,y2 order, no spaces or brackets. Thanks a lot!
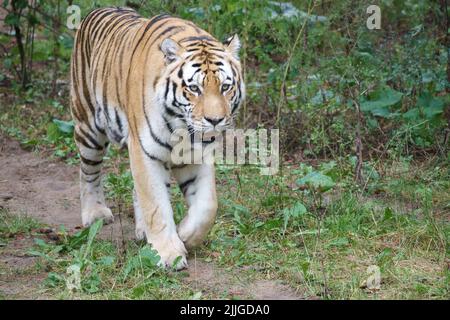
70,7,245,270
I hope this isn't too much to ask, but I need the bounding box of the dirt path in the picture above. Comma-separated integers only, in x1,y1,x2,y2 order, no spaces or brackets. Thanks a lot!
0,134,302,299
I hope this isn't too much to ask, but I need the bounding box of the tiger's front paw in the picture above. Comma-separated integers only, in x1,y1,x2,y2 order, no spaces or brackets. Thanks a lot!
149,235,188,271
82,205,114,227
177,206,217,249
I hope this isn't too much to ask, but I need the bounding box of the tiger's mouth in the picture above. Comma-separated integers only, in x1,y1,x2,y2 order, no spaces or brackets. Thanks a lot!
186,118,230,134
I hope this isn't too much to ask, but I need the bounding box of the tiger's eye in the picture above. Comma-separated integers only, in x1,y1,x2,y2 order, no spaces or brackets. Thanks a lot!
188,85,200,93
221,84,231,92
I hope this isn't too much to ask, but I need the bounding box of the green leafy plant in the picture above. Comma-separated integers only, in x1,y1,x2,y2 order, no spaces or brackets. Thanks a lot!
297,171,336,193
281,201,307,234
360,87,403,118
122,245,161,281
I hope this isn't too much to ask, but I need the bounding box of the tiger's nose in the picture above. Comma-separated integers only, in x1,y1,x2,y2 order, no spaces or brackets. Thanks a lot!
204,117,224,126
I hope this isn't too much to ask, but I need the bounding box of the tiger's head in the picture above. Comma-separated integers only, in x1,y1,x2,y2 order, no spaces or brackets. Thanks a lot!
159,35,245,134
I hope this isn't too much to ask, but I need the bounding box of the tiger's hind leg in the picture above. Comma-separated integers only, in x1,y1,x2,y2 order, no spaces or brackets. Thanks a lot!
74,123,114,227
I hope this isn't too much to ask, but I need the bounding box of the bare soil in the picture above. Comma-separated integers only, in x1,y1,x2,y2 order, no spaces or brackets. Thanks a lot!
0,134,302,300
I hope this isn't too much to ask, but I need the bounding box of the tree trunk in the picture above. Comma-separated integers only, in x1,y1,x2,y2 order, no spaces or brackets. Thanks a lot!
11,1,28,88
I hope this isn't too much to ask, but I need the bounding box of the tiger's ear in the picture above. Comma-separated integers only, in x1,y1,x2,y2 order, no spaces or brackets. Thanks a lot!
223,34,241,60
160,38,183,64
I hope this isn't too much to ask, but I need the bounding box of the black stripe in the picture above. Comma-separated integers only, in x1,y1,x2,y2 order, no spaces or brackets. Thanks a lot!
92,13,123,44
75,133,99,150
94,110,106,135
104,104,112,122
172,96,190,108
112,130,124,143
71,56,92,122
230,63,238,77
164,78,170,100
171,83,190,108
231,85,242,114
185,41,206,47
142,67,172,150
70,106,82,122
115,74,123,109
178,63,184,79
189,53,207,61
186,21,202,34
80,155,103,166
208,48,225,52
179,177,196,194
232,100,240,114
131,14,171,59
81,167,101,176
207,54,225,60
188,68,201,82
182,89,190,101
88,10,117,44
149,25,184,48
172,81,178,101
140,19,171,50
180,36,216,43
94,122,106,135
115,109,123,132
85,175,101,184
137,136,167,167
80,58,96,115
79,127,103,150
165,104,184,118
162,115,174,133
203,41,217,47
148,119,172,151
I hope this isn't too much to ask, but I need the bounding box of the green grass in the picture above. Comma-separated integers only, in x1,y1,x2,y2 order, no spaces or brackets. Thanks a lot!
0,145,448,299
0,98,78,162
0,143,448,300
0,212,197,299
201,162,448,299
0,209,43,237
29,222,197,299
57,159,449,299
